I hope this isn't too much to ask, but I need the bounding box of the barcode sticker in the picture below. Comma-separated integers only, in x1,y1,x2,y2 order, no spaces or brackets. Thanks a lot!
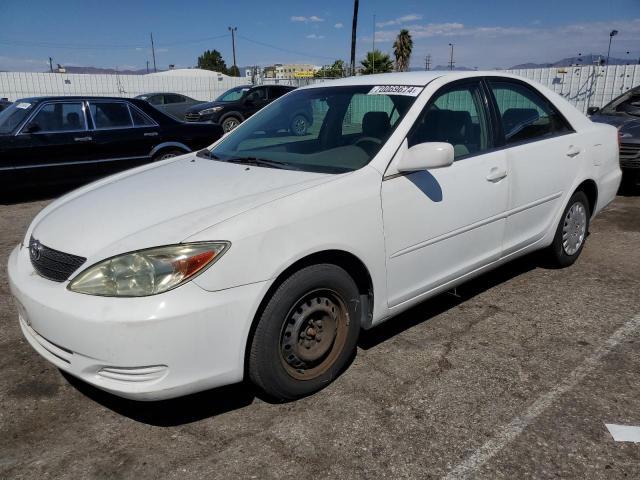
368,85,423,96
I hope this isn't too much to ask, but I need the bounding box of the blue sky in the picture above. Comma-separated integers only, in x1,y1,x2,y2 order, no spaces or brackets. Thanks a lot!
0,0,638,71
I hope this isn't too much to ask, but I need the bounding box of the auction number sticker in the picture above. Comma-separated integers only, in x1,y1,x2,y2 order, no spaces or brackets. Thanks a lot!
368,85,423,96
16,102,31,109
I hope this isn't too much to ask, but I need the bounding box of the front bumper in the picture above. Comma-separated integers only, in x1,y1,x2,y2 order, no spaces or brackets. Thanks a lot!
8,244,267,400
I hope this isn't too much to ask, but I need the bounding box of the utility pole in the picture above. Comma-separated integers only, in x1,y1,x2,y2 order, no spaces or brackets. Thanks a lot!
150,33,157,72
425,54,431,71
606,29,618,66
228,26,238,72
372,14,376,74
48,57,53,73
146,60,150,74
350,0,359,76
448,43,455,70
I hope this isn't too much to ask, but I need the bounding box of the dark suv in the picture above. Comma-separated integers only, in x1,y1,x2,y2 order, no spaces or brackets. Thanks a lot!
0,96,223,189
185,84,313,135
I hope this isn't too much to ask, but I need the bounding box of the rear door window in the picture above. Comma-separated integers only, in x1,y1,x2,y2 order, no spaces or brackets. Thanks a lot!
89,102,133,129
129,105,156,127
488,79,571,145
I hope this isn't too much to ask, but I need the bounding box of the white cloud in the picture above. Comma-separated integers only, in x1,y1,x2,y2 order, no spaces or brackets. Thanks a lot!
291,15,324,23
334,22,344,29
376,14,422,28
306,33,325,40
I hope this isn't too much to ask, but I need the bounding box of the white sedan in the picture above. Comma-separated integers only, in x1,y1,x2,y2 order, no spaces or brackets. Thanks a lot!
8,72,621,401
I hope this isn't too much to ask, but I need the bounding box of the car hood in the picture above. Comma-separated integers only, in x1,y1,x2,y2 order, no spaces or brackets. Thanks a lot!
31,154,333,260
188,101,235,113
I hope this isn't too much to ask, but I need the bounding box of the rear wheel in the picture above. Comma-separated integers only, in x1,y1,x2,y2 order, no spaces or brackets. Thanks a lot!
248,264,361,401
153,149,183,161
544,191,590,267
289,114,308,136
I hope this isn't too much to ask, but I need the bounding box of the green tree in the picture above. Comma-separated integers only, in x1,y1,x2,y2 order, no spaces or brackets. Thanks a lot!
393,29,413,72
227,65,240,77
197,49,228,74
314,60,347,78
360,50,393,74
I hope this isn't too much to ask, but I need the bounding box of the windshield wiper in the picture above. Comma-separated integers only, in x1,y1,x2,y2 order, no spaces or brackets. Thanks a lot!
196,149,220,159
225,156,295,170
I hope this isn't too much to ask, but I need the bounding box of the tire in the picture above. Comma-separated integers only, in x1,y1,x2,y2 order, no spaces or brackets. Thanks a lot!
222,116,241,133
289,114,308,136
153,149,183,161
248,264,361,401
544,190,590,268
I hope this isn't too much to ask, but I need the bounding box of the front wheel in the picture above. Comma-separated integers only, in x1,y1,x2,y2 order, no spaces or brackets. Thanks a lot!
153,149,183,161
544,191,590,267
222,116,241,133
248,264,361,401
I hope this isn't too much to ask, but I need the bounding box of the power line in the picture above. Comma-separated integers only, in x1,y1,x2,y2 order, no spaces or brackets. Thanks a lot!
237,34,335,61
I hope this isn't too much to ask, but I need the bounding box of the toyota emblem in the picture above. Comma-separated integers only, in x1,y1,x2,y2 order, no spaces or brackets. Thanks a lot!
30,240,42,261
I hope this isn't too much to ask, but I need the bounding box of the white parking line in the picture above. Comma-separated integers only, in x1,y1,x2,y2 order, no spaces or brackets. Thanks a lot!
605,424,640,443
443,313,640,480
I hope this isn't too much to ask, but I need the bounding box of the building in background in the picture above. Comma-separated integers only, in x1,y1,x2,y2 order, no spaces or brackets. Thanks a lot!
274,64,321,79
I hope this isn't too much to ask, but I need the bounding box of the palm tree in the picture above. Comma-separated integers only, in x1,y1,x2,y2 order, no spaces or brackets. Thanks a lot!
361,50,394,74
393,29,413,72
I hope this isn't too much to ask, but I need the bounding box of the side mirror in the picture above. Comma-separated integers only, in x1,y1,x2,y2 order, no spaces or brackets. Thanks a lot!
24,122,41,133
587,106,599,116
397,142,454,172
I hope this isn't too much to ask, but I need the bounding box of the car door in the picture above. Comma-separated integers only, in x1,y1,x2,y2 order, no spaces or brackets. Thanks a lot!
3,100,95,183
485,78,578,255
244,87,269,117
162,93,189,120
87,100,161,172
381,79,509,308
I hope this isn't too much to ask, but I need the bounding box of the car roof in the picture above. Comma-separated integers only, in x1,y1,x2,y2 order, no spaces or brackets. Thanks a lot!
298,70,530,89
15,96,142,103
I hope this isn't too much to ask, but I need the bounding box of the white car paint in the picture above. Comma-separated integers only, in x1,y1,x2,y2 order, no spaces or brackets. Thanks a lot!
8,71,621,400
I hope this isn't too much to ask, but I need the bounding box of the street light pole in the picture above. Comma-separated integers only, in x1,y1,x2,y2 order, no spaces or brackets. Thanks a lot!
228,27,238,73
448,43,454,70
606,29,618,66
350,0,359,76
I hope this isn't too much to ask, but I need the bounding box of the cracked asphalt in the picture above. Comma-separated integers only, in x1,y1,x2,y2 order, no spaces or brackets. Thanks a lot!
1,187,639,479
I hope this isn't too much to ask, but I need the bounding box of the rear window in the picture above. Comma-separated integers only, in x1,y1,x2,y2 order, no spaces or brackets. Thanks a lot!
90,102,132,129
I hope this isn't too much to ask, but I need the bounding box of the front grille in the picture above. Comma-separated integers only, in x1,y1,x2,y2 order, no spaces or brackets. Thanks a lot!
29,236,86,282
184,113,201,122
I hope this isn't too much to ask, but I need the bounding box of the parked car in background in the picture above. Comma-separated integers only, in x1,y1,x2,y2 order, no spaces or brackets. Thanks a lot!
589,85,640,187
135,92,204,121
185,84,312,135
8,72,621,402
0,98,12,112
0,96,223,189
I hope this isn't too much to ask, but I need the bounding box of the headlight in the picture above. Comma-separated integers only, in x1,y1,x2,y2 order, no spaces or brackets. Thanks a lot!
68,242,229,297
199,106,223,115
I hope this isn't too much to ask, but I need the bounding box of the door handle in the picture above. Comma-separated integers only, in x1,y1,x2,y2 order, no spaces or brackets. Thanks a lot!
73,136,92,142
566,146,581,158
486,167,508,182
144,132,159,137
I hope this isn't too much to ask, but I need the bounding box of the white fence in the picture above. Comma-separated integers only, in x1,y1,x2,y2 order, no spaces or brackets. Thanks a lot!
1,65,638,113
0,71,247,102
504,65,640,113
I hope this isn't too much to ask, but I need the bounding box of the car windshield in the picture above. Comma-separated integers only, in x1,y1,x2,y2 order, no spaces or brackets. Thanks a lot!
216,86,251,102
599,88,640,117
208,85,421,173
0,101,33,134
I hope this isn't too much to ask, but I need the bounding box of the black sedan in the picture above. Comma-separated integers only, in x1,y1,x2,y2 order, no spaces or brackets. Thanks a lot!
0,96,223,189
589,86,640,187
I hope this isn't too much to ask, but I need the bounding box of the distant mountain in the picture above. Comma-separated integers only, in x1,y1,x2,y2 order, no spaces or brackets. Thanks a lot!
511,53,637,69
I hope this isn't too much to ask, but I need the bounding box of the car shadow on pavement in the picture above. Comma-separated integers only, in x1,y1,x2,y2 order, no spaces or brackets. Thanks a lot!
359,253,540,350
60,371,256,427
1,183,80,205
